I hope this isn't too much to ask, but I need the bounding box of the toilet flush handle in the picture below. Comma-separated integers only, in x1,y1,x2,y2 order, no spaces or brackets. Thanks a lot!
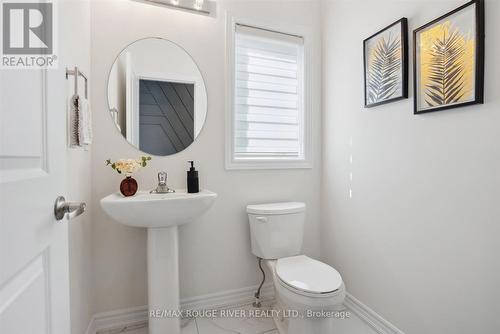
255,216,268,223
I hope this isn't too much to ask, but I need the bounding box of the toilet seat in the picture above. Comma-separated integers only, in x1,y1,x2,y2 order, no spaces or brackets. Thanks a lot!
276,255,343,296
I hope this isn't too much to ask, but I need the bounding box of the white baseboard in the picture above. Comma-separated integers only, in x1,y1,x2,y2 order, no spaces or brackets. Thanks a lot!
181,282,274,310
344,293,405,334
85,283,274,334
85,286,404,334
85,305,148,334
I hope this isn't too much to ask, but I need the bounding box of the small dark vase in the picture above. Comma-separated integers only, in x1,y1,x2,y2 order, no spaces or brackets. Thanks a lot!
120,176,138,197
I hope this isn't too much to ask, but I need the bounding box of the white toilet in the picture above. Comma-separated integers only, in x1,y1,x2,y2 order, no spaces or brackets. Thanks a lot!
247,202,346,334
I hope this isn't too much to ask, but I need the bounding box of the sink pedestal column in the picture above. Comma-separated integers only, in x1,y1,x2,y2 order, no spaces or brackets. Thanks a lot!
148,226,180,334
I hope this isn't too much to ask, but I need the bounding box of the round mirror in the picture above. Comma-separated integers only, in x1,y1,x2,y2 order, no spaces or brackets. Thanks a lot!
107,38,207,156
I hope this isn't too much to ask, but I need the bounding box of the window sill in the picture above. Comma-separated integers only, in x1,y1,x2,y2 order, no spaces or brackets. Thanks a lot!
225,159,313,170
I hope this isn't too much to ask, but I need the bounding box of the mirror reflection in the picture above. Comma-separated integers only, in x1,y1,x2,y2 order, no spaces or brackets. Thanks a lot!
107,38,207,156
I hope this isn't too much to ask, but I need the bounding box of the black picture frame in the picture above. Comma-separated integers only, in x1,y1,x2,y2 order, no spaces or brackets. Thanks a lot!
363,18,409,108
413,0,485,114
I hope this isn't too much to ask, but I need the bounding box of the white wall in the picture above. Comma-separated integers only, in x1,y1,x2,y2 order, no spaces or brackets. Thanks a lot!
90,0,322,314
321,0,500,333
62,1,93,334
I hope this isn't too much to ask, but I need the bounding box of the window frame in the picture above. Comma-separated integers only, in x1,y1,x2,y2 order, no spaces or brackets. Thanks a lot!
225,16,314,170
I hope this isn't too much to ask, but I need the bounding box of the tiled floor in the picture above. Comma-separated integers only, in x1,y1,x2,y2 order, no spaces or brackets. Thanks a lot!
110,301,377,334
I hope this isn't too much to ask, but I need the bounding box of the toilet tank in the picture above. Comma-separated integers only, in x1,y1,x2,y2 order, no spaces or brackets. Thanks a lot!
247,202,305,259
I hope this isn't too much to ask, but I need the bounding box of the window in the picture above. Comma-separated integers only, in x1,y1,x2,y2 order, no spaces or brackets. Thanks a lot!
226,22,312,169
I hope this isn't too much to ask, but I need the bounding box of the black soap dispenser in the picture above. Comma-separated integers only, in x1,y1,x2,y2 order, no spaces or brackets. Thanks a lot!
187,161,199,193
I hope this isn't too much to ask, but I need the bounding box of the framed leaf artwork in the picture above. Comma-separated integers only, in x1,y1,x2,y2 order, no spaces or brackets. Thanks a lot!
414,0,485,114
364,18,409,108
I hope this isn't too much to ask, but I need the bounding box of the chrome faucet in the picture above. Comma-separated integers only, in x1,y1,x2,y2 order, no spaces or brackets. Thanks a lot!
150,172,175,194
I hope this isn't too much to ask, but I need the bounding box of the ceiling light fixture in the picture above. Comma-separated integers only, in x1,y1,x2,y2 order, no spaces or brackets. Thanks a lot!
142,0,211,14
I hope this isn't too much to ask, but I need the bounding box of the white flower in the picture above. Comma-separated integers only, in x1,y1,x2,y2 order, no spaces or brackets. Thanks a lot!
115,159,140,175
106,156,151,176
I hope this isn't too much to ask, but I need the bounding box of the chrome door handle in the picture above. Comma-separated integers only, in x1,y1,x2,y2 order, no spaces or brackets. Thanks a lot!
54,196,86,221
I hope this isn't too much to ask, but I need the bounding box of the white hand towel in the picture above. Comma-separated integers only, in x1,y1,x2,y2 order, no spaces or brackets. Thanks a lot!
78,97,92,146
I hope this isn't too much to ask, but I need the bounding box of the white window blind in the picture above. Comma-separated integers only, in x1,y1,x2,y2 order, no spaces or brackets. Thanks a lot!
233,24,305,162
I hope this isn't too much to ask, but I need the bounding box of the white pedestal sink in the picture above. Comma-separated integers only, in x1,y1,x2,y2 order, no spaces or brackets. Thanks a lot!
100,189,217,334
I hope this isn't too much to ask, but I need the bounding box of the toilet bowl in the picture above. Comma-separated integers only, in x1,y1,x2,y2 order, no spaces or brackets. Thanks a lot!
247,202,346,334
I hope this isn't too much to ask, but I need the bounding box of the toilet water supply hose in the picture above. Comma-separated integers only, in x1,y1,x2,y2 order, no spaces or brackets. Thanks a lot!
253,257,265,308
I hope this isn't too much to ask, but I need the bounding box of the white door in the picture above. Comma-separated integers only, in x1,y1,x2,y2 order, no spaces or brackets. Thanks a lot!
0,3,78,334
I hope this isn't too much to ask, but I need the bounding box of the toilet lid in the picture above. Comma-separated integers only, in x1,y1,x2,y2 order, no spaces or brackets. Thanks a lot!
276,255,342,294
246,202,305,215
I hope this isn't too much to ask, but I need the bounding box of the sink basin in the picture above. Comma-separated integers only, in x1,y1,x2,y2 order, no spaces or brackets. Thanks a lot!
100,189,217,228
100,189,217,334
